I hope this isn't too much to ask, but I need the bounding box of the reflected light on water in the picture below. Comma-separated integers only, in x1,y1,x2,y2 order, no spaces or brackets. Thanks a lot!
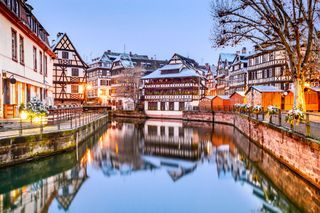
0,119,319,213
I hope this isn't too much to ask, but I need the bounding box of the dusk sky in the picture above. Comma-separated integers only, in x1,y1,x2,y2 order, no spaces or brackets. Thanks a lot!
28,0,238,64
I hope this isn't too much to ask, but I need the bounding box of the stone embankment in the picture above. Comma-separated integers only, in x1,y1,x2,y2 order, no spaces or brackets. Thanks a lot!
183,111,320,189
0,115,108,168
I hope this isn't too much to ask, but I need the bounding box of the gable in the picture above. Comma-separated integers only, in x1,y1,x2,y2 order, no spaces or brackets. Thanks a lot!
52,34,88,68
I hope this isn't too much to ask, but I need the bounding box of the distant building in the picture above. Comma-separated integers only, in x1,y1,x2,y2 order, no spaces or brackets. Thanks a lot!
89,50,166,106
87,52,113,105
215,53,237,95
0,0,56,118
227,48,248,94
51,33,88,105
205,64,217,96
247,48,291,91
142,54,206,118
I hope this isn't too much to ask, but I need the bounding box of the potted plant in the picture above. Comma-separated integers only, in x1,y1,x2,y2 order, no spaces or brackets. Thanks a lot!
266,105,279,123
285,107,304,128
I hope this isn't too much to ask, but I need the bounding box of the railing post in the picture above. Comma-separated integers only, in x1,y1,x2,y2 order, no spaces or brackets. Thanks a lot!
306,113,311,137
278,110,282,126
40,115,43,135
19,118,23,136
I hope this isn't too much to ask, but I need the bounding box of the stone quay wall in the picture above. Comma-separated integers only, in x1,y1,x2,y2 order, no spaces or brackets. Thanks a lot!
183,111,320,188
0,115,108,168
233,129,320,213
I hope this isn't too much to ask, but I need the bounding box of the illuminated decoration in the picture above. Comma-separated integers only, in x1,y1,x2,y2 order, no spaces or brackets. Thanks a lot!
20,111,28,120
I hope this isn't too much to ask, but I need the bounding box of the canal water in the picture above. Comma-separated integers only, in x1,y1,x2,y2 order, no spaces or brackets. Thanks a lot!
0,118,319,213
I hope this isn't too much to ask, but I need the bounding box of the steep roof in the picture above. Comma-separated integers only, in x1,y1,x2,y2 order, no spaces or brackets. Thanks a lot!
245,85,283,94
219,53,237,63
51,33,88,68
142,54,204,80
113,53,134,68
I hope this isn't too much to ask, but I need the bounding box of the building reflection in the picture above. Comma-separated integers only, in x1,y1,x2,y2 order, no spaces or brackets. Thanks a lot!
0,119,317,212
0,164,87,213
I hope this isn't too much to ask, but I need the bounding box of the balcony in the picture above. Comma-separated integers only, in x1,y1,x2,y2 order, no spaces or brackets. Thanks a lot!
248,59,287,71
248,76,292,85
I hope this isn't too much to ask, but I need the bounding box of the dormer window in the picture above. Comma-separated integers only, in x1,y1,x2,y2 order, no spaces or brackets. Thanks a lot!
161,69,180,75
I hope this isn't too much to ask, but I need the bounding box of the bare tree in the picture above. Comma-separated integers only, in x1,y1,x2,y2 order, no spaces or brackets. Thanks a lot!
117,66,145,110
210,0,320,111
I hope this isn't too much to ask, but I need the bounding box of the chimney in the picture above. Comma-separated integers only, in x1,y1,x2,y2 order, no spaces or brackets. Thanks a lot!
242,47,247,54
129,51,132,56
107,50,111,53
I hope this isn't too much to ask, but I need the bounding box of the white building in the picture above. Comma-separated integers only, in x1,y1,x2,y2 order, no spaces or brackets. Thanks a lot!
142,54,206,118
0,0,56,118
51,33,88,105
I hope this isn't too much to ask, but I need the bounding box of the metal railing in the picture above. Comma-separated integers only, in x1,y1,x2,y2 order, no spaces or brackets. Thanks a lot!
0,107,108,139
212,107,320,140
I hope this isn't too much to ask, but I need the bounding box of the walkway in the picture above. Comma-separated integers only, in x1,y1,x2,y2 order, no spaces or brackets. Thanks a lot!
0,112,105,139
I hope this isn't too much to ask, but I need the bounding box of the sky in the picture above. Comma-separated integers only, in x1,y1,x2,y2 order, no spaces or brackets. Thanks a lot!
28,0,237,65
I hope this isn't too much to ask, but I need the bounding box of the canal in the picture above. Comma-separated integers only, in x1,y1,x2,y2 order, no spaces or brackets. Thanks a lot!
0,118,319,213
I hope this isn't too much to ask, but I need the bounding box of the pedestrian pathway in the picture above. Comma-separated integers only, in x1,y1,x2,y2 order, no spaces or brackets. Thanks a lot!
0,113,105,139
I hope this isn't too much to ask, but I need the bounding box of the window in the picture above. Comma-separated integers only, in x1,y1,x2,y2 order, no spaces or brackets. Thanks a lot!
102,70,108,76
62,51,69,59
148,125,158,136
33,47,37,71
148,102,157,110
11,29,17,61
39,51,43,74
169,102,174,111
160,126,165,136
100,80,108,86
262,54,268,63
44,56,48,77
100,89,107,96
160,102,166,111
179,102,185,111
71,85,78,93
168,127,174,137
19,35,24,64
179,127,184,137
72,68,79,76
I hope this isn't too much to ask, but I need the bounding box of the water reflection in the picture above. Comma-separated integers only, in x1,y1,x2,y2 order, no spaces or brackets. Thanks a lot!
0,119,319,213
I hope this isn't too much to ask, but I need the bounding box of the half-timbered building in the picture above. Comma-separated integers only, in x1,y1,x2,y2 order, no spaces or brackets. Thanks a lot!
0,0,56,118
110,53,136,110
87,52,112,105
215,53,236,95
247,49,292,91
227,48,248,94
51,33,88,105
142,54,206,118
205,64,217,96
